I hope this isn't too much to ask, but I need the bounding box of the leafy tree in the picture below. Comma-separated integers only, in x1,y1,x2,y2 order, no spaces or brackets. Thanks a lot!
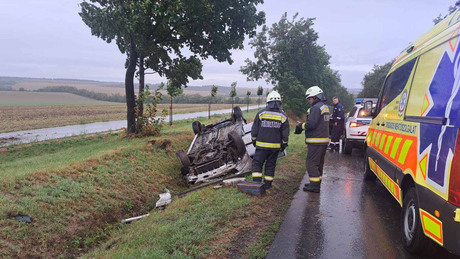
257,86,263,107
80,0,265,134
358,61,392,98
166,81,183,125
246,90,252,112
433,2,459,24
241,13,353,115
229,81,237,112
209,85,218,119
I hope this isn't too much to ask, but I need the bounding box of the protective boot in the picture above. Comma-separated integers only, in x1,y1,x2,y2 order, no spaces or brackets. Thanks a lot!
264,181,272,190
303,181,321,193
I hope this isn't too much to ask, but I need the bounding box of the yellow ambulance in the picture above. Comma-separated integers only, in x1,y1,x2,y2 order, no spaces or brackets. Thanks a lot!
364,9,460,255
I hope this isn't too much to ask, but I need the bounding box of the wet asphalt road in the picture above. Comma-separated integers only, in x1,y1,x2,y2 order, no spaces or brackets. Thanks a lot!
268,148,460,259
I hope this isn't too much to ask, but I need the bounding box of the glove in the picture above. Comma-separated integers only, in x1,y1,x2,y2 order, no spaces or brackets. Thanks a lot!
281,143,288,151
252,139,256,147
294,123,303,134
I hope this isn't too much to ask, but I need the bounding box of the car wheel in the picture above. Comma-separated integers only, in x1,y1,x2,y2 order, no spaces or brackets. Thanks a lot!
192,121,202,135
401,187,439,255
233,106,243,120
343,137,353,155
228,131,246,158
363,153,376,181
176,150,191,174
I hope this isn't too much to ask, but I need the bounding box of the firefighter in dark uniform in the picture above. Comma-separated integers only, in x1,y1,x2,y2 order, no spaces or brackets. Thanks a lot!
251,91,290,189
295,86,330,193
330,97,344,152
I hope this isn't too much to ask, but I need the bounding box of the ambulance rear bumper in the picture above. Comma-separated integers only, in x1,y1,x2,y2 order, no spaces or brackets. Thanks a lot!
417,184,460,255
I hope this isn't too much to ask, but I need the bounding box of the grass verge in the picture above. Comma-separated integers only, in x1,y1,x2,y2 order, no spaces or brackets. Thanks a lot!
0,110,307,258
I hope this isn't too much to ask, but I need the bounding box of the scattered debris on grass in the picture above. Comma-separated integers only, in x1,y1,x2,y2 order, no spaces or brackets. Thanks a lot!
13,215,33,223
237,181,266,196
121,214,150,224
155,188,172,209
222,177,246,187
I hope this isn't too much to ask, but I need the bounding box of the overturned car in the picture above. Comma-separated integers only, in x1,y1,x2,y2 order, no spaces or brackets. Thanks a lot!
176,106,255,184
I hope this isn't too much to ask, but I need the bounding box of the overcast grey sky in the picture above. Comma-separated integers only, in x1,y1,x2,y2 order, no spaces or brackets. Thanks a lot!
0,0,455,90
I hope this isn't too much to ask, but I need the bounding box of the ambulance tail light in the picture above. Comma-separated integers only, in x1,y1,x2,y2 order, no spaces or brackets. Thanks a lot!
448,129,460,207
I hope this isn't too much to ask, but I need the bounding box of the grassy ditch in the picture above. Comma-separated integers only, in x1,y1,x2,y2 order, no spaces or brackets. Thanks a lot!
0,110,307,258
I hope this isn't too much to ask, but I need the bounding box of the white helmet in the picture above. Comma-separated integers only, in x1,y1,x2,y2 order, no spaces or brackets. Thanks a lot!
305,86,327,101
266,90,282,103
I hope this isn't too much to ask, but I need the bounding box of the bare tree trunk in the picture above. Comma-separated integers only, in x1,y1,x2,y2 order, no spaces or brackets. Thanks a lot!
169,96,173,126
208,101,211,119
247,98,249,112
138,57,145,118
125,36,138,134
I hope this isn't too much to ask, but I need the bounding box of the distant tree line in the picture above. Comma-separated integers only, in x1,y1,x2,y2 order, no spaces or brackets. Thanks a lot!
35,86,126,103
161,94,252,105
34,85,253,104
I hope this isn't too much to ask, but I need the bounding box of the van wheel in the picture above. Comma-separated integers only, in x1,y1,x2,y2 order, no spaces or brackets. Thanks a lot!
363,154,376,181
401,187,439,255
343,138,353,155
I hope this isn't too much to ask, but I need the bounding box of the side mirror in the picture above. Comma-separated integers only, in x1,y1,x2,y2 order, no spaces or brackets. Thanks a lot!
364,101,373,117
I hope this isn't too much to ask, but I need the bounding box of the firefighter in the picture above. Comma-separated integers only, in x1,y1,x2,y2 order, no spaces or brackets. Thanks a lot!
295,86,330,193
330,97,344,152
251,91,290,189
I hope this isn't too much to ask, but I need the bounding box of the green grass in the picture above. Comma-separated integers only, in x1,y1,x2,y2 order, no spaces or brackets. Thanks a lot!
0,133,144,181
85,188,251,259
0,108,288,258
244,131,308,259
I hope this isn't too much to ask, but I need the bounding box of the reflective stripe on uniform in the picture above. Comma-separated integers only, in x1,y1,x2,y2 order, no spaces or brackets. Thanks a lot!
320,105,330,115
302,123,306,130
252,172,263,177
256,141,281,148
265,175,274,181
259,111,287,123
305,138,329,144
252,136,256,140
310,176,322,182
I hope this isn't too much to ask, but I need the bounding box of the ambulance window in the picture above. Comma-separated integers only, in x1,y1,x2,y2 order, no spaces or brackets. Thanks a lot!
379,58,416,110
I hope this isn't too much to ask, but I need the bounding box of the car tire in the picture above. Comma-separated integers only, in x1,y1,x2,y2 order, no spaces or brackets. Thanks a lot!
176,150,191,174
363,153,377,181
192,121,202,135
401,187,439,255
233,106,243,120
228,131,246,158
343,137,353,155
